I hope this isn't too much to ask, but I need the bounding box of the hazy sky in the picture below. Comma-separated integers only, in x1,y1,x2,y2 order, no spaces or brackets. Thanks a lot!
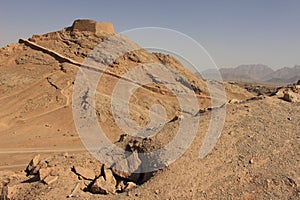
1,0,299,69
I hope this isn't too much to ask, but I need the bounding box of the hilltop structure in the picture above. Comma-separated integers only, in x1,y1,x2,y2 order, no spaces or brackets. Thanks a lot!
71,19,114,34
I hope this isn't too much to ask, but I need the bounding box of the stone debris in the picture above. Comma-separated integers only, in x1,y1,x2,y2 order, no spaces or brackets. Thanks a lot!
102,166,116,187
228,99,240,104
168,115,184,123
283,90,299,102
196,108,206,115
111,151,142,182
67,182,80,198
88,166,138,194
39,168,52,181
246,95,266,101
38,167,58,181
7,130,160,197
73,166,95,180
43,175,58,185
68,135,158,196
90,176,116,194
32,161,48,175
5,134,160,198
74,158,143,195
25,154,40,175
126,151,142,174
116,181,126,192
124,182,137,191
23,155,61,186
275,83,300,103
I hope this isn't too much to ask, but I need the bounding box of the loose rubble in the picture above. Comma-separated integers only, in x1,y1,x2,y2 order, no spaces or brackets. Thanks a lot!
25,154,40,175
43,175,58,185
90,176,116,194
82,136,161,195
283,90,299,102
0,133,162,198
23,155,60,186
274,81,300,102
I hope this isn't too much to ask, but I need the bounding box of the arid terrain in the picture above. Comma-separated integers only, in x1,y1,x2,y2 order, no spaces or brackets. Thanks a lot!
0,20,299,199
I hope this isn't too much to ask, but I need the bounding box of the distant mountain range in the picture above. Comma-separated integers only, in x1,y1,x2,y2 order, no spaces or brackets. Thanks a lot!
199,64,300,84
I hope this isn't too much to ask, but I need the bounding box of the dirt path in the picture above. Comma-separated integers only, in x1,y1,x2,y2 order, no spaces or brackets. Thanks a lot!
0,147,90,170
0,147,88,154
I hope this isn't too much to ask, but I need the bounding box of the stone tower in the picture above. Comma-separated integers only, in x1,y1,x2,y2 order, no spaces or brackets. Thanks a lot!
71,19,114,34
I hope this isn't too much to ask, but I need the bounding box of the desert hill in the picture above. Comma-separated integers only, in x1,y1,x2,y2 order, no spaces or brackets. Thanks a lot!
0,20,299,199
0,19,253,154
